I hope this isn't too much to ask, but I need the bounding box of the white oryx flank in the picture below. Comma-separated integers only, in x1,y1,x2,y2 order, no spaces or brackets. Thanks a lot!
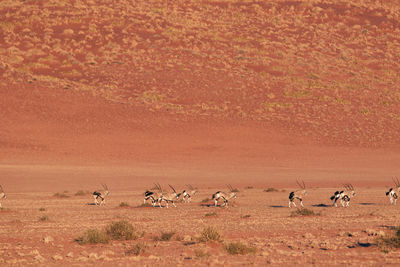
288,179,307,208
158,184,180,208
212,184,237,207
93,184,109,206
0,185,6,209
386,177,400,205
180,184,197,203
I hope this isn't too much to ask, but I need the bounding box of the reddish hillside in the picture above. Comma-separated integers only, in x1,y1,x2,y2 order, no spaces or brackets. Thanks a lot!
0,0,400,166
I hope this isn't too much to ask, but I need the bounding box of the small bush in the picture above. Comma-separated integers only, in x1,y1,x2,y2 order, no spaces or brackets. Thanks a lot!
154,231,176,241
224,242,257,255
205,212,217,217
125,243,146,256
199,226,221,242
241,214,251,219
75,229,110,245
39,207,46,211
39,215,49,221
245,186,253,189
264,188,279,192
377,227,400,250
290,208,319,217
105,220,143,240
53,192,69,198
231,188,240,193
119,202,130,208
194,249,210,258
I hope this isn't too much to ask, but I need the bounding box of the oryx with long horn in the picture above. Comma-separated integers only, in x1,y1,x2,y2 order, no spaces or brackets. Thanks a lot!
288,179,307,208
386,177,400,205
143,183,163,207
180,184,197,203
93,184,109,206
212,184,237,208
159,184,180,208
340,184,356,207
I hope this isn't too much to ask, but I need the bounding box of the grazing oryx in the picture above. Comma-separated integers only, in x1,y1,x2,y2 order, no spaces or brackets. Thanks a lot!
288,179,307,208
143,183,163,207
212,184,237,207
386,177,400,205
158,184,180,208
0,185,6,209
339,184,356,207
180,184,197,203
93,184,109,206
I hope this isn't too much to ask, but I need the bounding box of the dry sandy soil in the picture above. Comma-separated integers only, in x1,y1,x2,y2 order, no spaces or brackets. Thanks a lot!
1,0,400,265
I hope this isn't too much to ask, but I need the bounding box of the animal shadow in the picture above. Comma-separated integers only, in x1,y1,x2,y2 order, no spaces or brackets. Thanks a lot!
269,205,284,208
359,203,375,206
312,203,330,208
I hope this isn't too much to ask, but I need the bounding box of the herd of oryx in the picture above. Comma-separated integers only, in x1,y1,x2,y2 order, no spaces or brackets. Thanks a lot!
0,178,400,209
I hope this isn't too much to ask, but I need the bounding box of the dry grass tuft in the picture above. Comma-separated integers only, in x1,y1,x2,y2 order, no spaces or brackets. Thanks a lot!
106,220,143,241
264,188,279,192
39,215,50,221
290,208,319,217
39,207,46,211
154,231,176,241
194,249,210,258
125,243,146,256
198,226,222,242
119,202,130,208
377,227,400,251
205,212,217,217
224,242,257,255
75,229,110,245
74,190,89,196
53,192,69,198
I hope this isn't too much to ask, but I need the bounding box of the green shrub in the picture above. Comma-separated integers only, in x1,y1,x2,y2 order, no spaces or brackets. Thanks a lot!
225,242,257,255
75,229,110,245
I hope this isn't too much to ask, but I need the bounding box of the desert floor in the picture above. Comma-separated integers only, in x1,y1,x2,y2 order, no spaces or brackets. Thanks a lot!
1,165,400,266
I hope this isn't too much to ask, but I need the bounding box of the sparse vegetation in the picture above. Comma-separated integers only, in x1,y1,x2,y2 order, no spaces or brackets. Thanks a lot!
264,188,279,192
290,208,319,217
105,220,143,241
53,192,69,198
75,229,110,245
241,214,251,219
198,226,221,242
125,243,146,256
136,203,153,208
224,242,257,255
376,227,400,251
39,215,49,221
74,190,89,196
205,212,217,217
119,202,130,208
194,249,210,259
39,207,46,211
245,186,253,189
154,231,176,241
